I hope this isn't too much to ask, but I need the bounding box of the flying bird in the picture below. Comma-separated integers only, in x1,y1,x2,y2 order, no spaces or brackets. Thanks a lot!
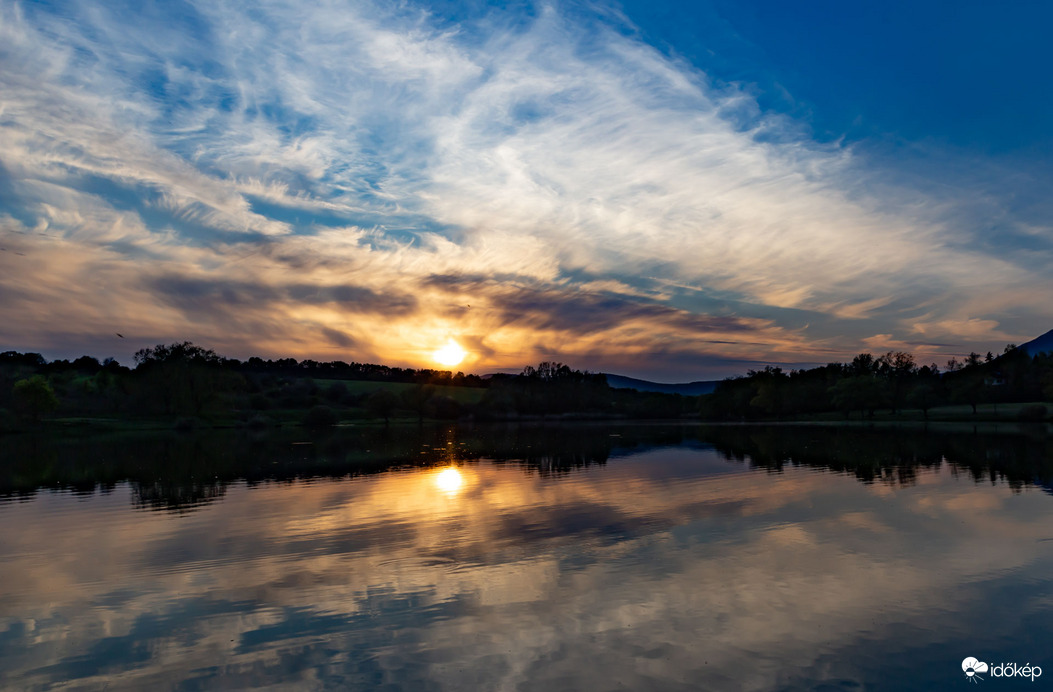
116,333,124,338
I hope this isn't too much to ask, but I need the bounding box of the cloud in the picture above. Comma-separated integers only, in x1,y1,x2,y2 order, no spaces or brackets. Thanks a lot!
145,275,419,317
1,443,1048,690
911,318,1003,340
423,273,759,334
0,0,1050,376
319,326,357,348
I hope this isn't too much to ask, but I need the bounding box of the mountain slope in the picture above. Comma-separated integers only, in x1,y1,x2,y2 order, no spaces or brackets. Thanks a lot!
604,374,718,396
1017,328,1053,355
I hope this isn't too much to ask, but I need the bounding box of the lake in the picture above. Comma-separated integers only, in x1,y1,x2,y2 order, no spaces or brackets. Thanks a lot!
1,423,1051,690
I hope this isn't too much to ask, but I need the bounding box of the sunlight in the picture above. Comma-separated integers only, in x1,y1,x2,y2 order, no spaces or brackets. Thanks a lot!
434,467,464,495
432,339,467,367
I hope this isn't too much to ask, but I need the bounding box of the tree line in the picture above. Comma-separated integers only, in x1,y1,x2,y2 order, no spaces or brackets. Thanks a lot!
4,341,1052,428
1,344,695,427
699,345,1053,420
0,342,489,426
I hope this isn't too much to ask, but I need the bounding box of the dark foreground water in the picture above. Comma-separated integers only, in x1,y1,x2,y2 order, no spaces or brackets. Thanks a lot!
1,423,1052,691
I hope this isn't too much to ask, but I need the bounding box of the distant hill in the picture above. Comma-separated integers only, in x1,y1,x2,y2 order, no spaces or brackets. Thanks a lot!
604,374,719,396
1018,328,1053,356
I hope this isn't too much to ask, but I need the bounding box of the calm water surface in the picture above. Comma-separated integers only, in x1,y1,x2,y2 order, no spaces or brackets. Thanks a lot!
1,424,1052,691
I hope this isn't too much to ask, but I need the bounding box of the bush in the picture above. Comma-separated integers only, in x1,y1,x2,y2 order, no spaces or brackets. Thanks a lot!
173,417,199,432
13,375,59,422
365,390,399,423
1017,404,1048,422
281,378,318,408
302,405,338,428
426,395,463,420
249,393,271,410
325,382,349,404
247,414,276,429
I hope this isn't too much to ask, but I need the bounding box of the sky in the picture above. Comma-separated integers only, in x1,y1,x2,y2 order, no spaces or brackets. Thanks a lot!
1,0,1051,380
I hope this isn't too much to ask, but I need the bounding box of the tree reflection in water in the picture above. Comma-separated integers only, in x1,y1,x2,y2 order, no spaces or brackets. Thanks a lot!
1,423,1050,510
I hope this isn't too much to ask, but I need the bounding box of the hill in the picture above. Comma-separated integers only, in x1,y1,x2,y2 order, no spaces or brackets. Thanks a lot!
604,374,718,396
1018,328,1053,356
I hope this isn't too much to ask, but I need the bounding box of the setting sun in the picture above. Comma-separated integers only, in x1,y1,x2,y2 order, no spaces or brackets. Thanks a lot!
432,339,467,368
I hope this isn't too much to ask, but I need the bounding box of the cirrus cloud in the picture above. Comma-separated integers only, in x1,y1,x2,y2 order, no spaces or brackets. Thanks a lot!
0,0,1048,377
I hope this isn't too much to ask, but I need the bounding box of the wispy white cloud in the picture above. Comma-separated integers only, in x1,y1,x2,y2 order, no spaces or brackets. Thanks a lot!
0,0,1048,374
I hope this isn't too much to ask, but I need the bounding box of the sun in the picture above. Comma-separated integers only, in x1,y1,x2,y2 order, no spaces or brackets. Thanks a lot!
432,338,467,367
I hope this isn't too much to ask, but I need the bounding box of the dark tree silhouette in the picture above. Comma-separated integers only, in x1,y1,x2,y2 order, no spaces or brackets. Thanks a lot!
949,372,984,415
906,383,937,419
365,389,399,424
401,384,436,423
132,342,237,415
12,375,59,422
302,405,338,428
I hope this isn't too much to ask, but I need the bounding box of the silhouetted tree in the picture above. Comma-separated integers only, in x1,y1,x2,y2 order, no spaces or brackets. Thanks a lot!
132,342,239,415
401,384,436,423
325,381,349,404
849,352,877,376
876,351,916,414
481,362,610,416
747,366,788,417
829,376,885,418
13,375,58,422
302,405,338,428
949,372,984,414
906,383,937,419
425,395,462,420
365,389,399,424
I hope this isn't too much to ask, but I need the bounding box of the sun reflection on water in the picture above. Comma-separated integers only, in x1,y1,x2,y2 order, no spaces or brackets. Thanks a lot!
434,467,464,495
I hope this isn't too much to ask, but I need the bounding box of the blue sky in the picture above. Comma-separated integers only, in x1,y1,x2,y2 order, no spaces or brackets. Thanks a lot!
626,1,1053,149
1,0,1051,379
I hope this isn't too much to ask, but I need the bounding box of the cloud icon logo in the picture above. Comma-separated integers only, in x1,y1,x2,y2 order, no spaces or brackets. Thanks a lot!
962,657,989,683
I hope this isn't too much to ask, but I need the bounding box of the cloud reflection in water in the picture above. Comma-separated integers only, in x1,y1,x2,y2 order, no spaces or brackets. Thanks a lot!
0,428,1051,690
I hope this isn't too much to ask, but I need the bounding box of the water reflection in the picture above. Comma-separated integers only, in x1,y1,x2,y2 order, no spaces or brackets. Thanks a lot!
434,467,465,495
0,423,1051,690
3,423,1052,512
